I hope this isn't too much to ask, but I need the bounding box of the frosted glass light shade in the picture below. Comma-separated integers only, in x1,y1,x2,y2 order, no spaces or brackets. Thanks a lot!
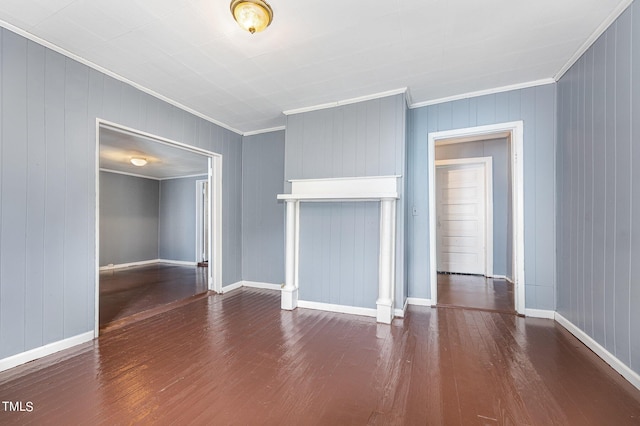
130,157,147,167
230,0,273,34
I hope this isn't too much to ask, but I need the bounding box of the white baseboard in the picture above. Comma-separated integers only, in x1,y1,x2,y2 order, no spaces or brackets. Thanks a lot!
489,274,514,284
242,281,282,291
555,313,640,391
221,281,282,294
99,258,197,271
221,281,243,293
298,300,377,318
394,298,409,318
158,259,197,266
0,331,94,373
407,297,433,306
99,259,159,271
524,308,555,319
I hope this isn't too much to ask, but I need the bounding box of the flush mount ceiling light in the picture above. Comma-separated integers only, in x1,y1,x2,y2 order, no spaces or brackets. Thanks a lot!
130,157,148,167
230,0,273,34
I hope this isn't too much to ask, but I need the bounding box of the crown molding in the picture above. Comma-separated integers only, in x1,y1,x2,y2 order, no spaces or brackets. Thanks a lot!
243,126,286,137
409,78,556,109
554,0,634,81
283,88,408,116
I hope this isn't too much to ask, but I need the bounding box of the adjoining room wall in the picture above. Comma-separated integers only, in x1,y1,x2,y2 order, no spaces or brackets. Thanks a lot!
159,175,207,262
407,84,556,310
284,94,406,310
0,27,242,360
435,138,513,278
242,130,285,285
556,3,640,375
99,172,160,266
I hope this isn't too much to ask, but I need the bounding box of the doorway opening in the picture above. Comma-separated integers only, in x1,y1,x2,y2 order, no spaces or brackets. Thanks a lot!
95,120,223,335
428,121,525,314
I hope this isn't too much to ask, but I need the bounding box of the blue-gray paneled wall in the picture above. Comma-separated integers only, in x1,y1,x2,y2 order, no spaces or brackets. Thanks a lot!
408,84,556,309
100,172,160,266
242,131,285,284
557,3,640,375
159,175,207,262
435,138,513,278
285,94,406,309
0,27,242,360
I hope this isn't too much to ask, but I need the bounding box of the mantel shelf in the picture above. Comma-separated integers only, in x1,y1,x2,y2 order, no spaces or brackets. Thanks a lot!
277,193,398,201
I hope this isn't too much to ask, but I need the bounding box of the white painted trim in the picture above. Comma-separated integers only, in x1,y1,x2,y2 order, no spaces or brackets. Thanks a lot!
489,274,514,284
221,281,244,293
283,88,407,116
99,168,207,181
242,126,286,137
410,79,555,109
554,0,634,80
555,313,640,391
524,309,555,319
407,297,433,306
435,157,494,277
0,332,94,373
242,281,282,291
428,121,525,315
0,21,244,136
394,298,409,318
99,259,160,271
298,300,377,318
158,259,197,267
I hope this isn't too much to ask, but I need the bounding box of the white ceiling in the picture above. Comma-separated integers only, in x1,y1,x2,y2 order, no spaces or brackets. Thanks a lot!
0,0,629,134
100,126,208,179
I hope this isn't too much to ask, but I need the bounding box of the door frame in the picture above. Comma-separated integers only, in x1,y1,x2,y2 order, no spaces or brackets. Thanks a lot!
428,121,525,314
195,179,209,264
94,119,223,337
435,157,493,277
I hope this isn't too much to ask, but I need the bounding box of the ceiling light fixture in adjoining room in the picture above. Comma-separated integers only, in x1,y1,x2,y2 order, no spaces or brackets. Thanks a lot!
230,0,273,34
130,157,148,167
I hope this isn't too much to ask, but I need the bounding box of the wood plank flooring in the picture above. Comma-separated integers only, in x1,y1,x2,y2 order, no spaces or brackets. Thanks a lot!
1,288,639,424
99,263,208,331
437,273,515,313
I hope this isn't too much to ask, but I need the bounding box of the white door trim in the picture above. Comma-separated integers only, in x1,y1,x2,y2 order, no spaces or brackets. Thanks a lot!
195,179,208,264
435,157,493,277
428,121,525,314
94,119,223,337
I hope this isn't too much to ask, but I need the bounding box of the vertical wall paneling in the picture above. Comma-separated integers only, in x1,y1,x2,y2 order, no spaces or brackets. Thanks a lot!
408,84,557,309
0,26,243,360
241,131,285,284
99,172,160,266
557,3,640,375
159,175,208,262
285,94,406,310
0,31,28,358
631,1,640,374
25,41,46,351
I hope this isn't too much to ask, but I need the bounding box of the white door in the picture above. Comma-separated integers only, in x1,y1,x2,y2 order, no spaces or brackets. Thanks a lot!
436,161,488,275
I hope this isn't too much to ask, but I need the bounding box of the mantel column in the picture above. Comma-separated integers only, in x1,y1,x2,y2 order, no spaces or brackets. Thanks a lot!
377,198,396,324
282,199,299,310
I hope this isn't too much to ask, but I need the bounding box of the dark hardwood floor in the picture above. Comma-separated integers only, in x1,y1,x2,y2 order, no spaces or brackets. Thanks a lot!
99,263,208,332
1,288,639,424
437,273,515,313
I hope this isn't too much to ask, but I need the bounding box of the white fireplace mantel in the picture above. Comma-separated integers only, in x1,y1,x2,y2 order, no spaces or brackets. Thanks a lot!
277,175,400,324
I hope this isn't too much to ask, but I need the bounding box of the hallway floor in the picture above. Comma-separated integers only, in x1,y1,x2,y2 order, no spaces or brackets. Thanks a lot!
437,273,515,313
99,263,208,332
